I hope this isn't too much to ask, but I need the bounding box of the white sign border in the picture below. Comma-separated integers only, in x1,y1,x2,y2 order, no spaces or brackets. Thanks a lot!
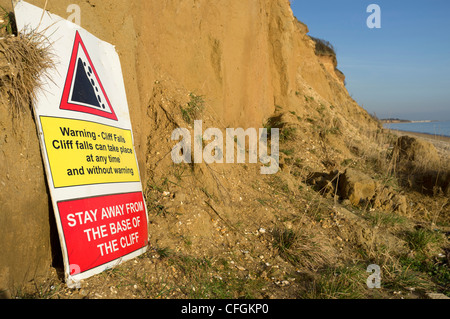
14,1,149,287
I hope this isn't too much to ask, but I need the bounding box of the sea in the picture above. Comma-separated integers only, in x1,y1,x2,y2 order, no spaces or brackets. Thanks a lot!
383,120,450,138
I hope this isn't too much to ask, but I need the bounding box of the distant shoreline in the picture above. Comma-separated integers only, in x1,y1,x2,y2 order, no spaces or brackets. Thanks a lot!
388,129,450,141
382,120,450,139
381,119,435,124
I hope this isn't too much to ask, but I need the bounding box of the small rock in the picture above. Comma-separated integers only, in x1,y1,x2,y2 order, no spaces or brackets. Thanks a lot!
338,168,376,206
275,280,290,287
80,289,88,296
426,293,450,300
173,191,186,203
284,221,293,230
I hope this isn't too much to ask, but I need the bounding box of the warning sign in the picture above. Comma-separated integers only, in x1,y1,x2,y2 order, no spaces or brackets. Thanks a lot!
60,31,118,121
58,192,148,275
14,1,149,287
40,116,140,188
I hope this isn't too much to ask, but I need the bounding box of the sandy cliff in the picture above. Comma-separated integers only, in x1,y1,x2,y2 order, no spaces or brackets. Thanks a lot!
0,0,382,293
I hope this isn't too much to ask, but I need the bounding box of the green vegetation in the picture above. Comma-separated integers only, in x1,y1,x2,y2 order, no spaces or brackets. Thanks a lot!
280,148,294,156
144,179,169,217
0,6,14,35
365,211,407,227
399,254,450,296
272,228,299,264
304,95,314,102
404,228,443,253
165,254,266,299
267,175,291,195
280,126,297,142
309,36,336,57
303,264,367,299
180,93,205,124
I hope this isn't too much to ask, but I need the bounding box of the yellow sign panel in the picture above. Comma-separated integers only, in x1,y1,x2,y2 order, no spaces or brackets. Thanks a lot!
40,116,140,188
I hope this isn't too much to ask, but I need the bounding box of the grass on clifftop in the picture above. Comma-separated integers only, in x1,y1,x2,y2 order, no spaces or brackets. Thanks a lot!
310,36,336,57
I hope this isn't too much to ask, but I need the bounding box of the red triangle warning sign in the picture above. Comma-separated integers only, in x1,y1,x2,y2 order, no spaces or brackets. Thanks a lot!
60,31,118,121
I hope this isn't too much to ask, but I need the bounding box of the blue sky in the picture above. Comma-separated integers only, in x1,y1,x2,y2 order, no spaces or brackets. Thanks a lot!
289,0,450,121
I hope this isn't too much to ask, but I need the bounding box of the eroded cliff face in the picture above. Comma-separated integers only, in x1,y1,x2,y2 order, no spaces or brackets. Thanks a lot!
0,0,378,292
5,0,376,174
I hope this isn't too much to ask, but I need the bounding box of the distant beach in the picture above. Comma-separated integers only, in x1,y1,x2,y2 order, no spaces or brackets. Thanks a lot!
383,120,450,138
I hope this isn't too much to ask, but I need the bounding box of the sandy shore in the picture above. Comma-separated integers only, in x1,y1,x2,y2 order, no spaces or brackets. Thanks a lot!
388,129,450,160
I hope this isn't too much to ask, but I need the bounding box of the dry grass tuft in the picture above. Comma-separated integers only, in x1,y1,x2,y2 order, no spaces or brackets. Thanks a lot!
0,30,54,117
272,222,335,271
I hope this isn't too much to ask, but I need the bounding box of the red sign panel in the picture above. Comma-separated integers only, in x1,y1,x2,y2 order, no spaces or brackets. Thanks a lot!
57,192,148,275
